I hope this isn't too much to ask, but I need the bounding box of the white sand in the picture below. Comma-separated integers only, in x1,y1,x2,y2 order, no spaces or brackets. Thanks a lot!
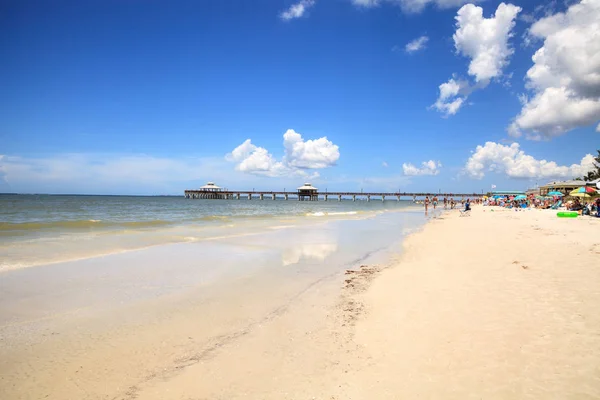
2,208,599,399
338,207,600,399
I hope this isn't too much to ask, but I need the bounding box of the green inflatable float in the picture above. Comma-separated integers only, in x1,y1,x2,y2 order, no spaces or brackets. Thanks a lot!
557,211,578,218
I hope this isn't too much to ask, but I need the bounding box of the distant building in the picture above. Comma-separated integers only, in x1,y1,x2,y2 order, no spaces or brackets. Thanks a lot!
538,179,589,196
297,183,318,201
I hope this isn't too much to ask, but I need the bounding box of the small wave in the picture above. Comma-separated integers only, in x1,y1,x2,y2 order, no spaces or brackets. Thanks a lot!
195,215,230,221
269,225,296,230
0,219,174,232
305,211,359,217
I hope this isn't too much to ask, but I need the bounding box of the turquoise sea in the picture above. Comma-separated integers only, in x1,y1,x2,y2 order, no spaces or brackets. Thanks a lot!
0,194,423,270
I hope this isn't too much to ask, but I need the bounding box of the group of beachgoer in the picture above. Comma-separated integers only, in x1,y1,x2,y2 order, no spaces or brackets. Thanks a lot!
484,195,600,217
416,191,600,216
421,196,481,212
567,197,600,216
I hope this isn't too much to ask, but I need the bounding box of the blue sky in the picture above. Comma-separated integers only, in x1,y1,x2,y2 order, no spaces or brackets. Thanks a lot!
1,0,598,195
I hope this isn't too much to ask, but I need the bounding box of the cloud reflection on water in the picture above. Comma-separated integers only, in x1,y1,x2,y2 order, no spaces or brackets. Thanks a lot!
281,243,338,266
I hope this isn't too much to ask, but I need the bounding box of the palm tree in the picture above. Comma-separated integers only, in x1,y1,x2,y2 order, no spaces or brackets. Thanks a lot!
582,150,600,181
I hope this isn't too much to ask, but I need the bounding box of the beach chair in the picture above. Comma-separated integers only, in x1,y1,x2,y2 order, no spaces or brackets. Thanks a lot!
459,203,471,217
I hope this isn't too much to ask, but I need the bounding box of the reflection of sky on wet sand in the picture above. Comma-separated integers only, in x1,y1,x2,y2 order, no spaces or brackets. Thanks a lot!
279,228,339,266
281,243,338,266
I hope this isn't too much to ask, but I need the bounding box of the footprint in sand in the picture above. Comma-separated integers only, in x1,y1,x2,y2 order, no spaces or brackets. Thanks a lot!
512,260,529,270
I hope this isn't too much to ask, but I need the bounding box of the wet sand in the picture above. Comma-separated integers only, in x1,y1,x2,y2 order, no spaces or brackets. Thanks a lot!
2,208,599,399
0,212,422,399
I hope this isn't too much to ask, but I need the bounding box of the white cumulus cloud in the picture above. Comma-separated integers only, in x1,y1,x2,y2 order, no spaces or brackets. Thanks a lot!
351,0,475,14
226,140,288,177
280,0,316,21
509,0,600,139
226,129,340,177
464,141,595,179
433,3,521,115
405,35,429,53
282,129,340,169
432,78,468,116
402,160,442,176
453,3,522,83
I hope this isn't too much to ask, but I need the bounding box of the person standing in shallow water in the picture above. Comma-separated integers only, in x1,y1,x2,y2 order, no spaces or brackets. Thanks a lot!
424,196,430,213
433,196,438,210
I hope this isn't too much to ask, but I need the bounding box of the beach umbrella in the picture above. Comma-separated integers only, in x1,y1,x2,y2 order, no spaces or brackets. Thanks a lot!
547,191,564,196
514,195,526,200
569,186,597,198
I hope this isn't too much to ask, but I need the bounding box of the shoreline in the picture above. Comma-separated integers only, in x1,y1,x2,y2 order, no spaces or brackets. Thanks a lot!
0,205,422,273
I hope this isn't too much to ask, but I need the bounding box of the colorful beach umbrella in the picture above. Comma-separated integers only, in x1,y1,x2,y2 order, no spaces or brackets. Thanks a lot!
547,191,564,196
514,195,527,200
569,186,597,198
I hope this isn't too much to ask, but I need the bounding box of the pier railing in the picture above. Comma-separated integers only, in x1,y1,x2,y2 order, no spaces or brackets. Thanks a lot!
184,190,482,201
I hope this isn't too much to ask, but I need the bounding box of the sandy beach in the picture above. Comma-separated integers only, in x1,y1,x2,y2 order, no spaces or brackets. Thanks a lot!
1,207,599,399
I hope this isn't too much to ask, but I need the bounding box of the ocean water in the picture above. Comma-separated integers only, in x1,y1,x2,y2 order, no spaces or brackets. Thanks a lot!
0,194,423,270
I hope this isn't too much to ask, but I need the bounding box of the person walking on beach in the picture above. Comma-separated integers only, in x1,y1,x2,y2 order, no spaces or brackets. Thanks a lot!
424,196,429,213
443,197,447,209
433,196,438,210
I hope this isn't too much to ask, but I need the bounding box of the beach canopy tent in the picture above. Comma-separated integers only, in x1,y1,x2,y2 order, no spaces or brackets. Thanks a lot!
547,191,564,196
514,195,527,200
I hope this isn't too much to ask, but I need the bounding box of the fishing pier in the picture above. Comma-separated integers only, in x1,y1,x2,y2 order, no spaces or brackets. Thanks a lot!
185,183,481,201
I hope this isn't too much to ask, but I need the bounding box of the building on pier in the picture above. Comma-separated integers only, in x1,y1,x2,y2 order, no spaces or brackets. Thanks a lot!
195,182,226,199
297,183,318,201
